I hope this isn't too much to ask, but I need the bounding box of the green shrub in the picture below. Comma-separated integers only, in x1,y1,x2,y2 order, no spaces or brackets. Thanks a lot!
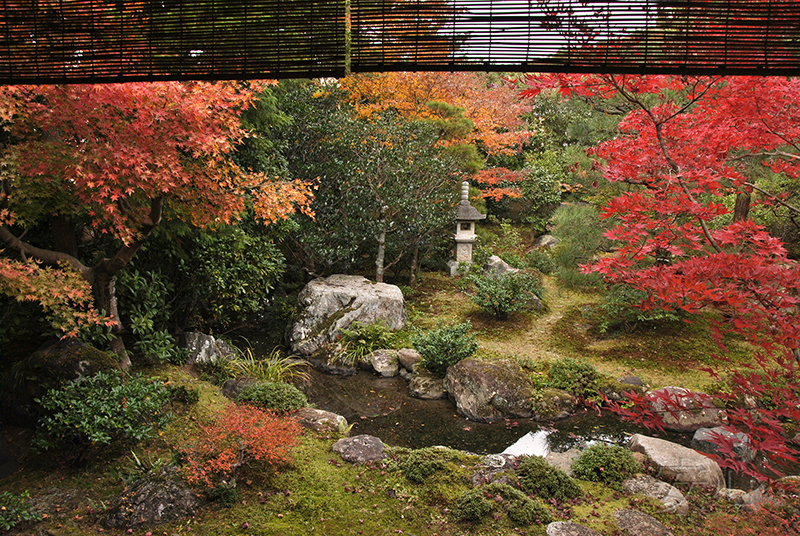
411,320,478,376
467,272,545,319
399,446,471,484
452,488,493,522
117,269,185,364
548,357,601,399
34,370,172,453
594,284,682,333
453,483,553,526
571,443,642,486
0,491,41,531
524,249,557,274
237,381,308,413
551,203,606,289
516,455,582,501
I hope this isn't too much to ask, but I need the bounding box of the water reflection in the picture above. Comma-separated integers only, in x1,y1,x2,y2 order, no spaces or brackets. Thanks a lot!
304,368,690,455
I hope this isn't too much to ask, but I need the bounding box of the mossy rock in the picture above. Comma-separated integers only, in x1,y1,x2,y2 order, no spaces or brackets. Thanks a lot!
531,387,576,420
1,339,118,426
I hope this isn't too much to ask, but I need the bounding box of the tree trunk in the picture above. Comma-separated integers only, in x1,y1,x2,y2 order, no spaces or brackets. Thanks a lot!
91,261,130,369
51,215,78,257
375,225,386,283
733,192,751,223
408,245,419,286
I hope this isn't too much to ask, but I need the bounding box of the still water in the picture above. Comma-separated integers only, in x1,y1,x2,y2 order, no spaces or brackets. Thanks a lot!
304,369,692,456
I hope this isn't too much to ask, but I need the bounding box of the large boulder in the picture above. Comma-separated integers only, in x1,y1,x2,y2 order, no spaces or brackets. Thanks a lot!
104,466,200,529
289,275,406,358
445,358,573,422
1,339,118,426
646,386,726,432
628,434,725,490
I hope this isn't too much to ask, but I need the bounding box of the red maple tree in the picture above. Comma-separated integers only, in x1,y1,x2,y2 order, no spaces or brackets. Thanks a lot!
522,74,800,481
0,82,312,367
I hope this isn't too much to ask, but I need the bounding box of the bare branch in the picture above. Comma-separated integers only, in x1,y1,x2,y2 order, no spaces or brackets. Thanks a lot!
0,223,92,281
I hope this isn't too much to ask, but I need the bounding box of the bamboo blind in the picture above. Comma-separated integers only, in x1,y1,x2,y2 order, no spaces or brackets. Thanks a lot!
2,1,799,84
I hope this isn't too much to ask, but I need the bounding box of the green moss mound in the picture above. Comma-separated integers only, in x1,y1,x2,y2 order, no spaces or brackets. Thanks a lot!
572,443,642,486
453,482,553,526
516,454,582,501
236,381,308,413
398,446,472,484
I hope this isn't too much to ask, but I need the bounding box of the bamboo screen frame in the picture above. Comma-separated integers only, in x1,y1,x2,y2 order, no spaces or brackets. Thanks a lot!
2,0,799,84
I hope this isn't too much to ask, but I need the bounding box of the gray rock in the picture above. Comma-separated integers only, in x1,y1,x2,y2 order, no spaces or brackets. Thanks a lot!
397,348,421,372
289,275,406,358
691,427,754,462
409,374,447,400
716,488,747,503
104,466,200,529
646,386,726,432
532,234,560,250
618,375,644,387
444,358,539,422
483,255,519,277
367,349,400,377
296,408,348,434
183,332,235,365
471,453,518,487
614,509,674,536
221,378,258,401
333,434,386,464
545,448,581,476
546,522,602,536
622,474,689,515
740,476,800,511
533,388,576,420
628,434,725,490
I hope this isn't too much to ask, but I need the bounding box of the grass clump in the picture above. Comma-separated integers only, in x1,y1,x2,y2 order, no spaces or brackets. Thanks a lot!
411,320,478,376
572,443,642,487
231,347,310,385
236,381,308,413
336,320,395,366
516,454,583,501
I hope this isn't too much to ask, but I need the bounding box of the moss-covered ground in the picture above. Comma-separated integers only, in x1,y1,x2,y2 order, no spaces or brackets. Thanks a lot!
2,266,792,536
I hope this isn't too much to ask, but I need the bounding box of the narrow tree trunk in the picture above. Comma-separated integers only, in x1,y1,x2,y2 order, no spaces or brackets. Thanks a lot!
733,192,751,223
408,245,419,286
92,262,130,369
375,225,386,283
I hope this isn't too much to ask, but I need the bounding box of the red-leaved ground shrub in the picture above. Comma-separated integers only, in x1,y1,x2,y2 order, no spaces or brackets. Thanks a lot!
181,403,302,486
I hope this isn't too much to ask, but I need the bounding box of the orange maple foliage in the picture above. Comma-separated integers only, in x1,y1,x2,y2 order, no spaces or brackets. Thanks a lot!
341,72,533,156
0,81,312,341
181,404,302,487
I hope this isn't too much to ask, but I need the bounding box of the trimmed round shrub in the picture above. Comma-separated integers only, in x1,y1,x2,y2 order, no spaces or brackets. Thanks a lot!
516,455,582,501
237,381,308,413
411,321,478,376
548,357,601,399
452,488,492,522
571,443,642,486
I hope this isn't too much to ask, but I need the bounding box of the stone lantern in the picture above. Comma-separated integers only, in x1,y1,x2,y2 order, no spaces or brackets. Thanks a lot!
448,181,486,275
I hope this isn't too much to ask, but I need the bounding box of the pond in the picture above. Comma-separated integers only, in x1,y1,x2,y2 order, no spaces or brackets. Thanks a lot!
305,368,692,456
